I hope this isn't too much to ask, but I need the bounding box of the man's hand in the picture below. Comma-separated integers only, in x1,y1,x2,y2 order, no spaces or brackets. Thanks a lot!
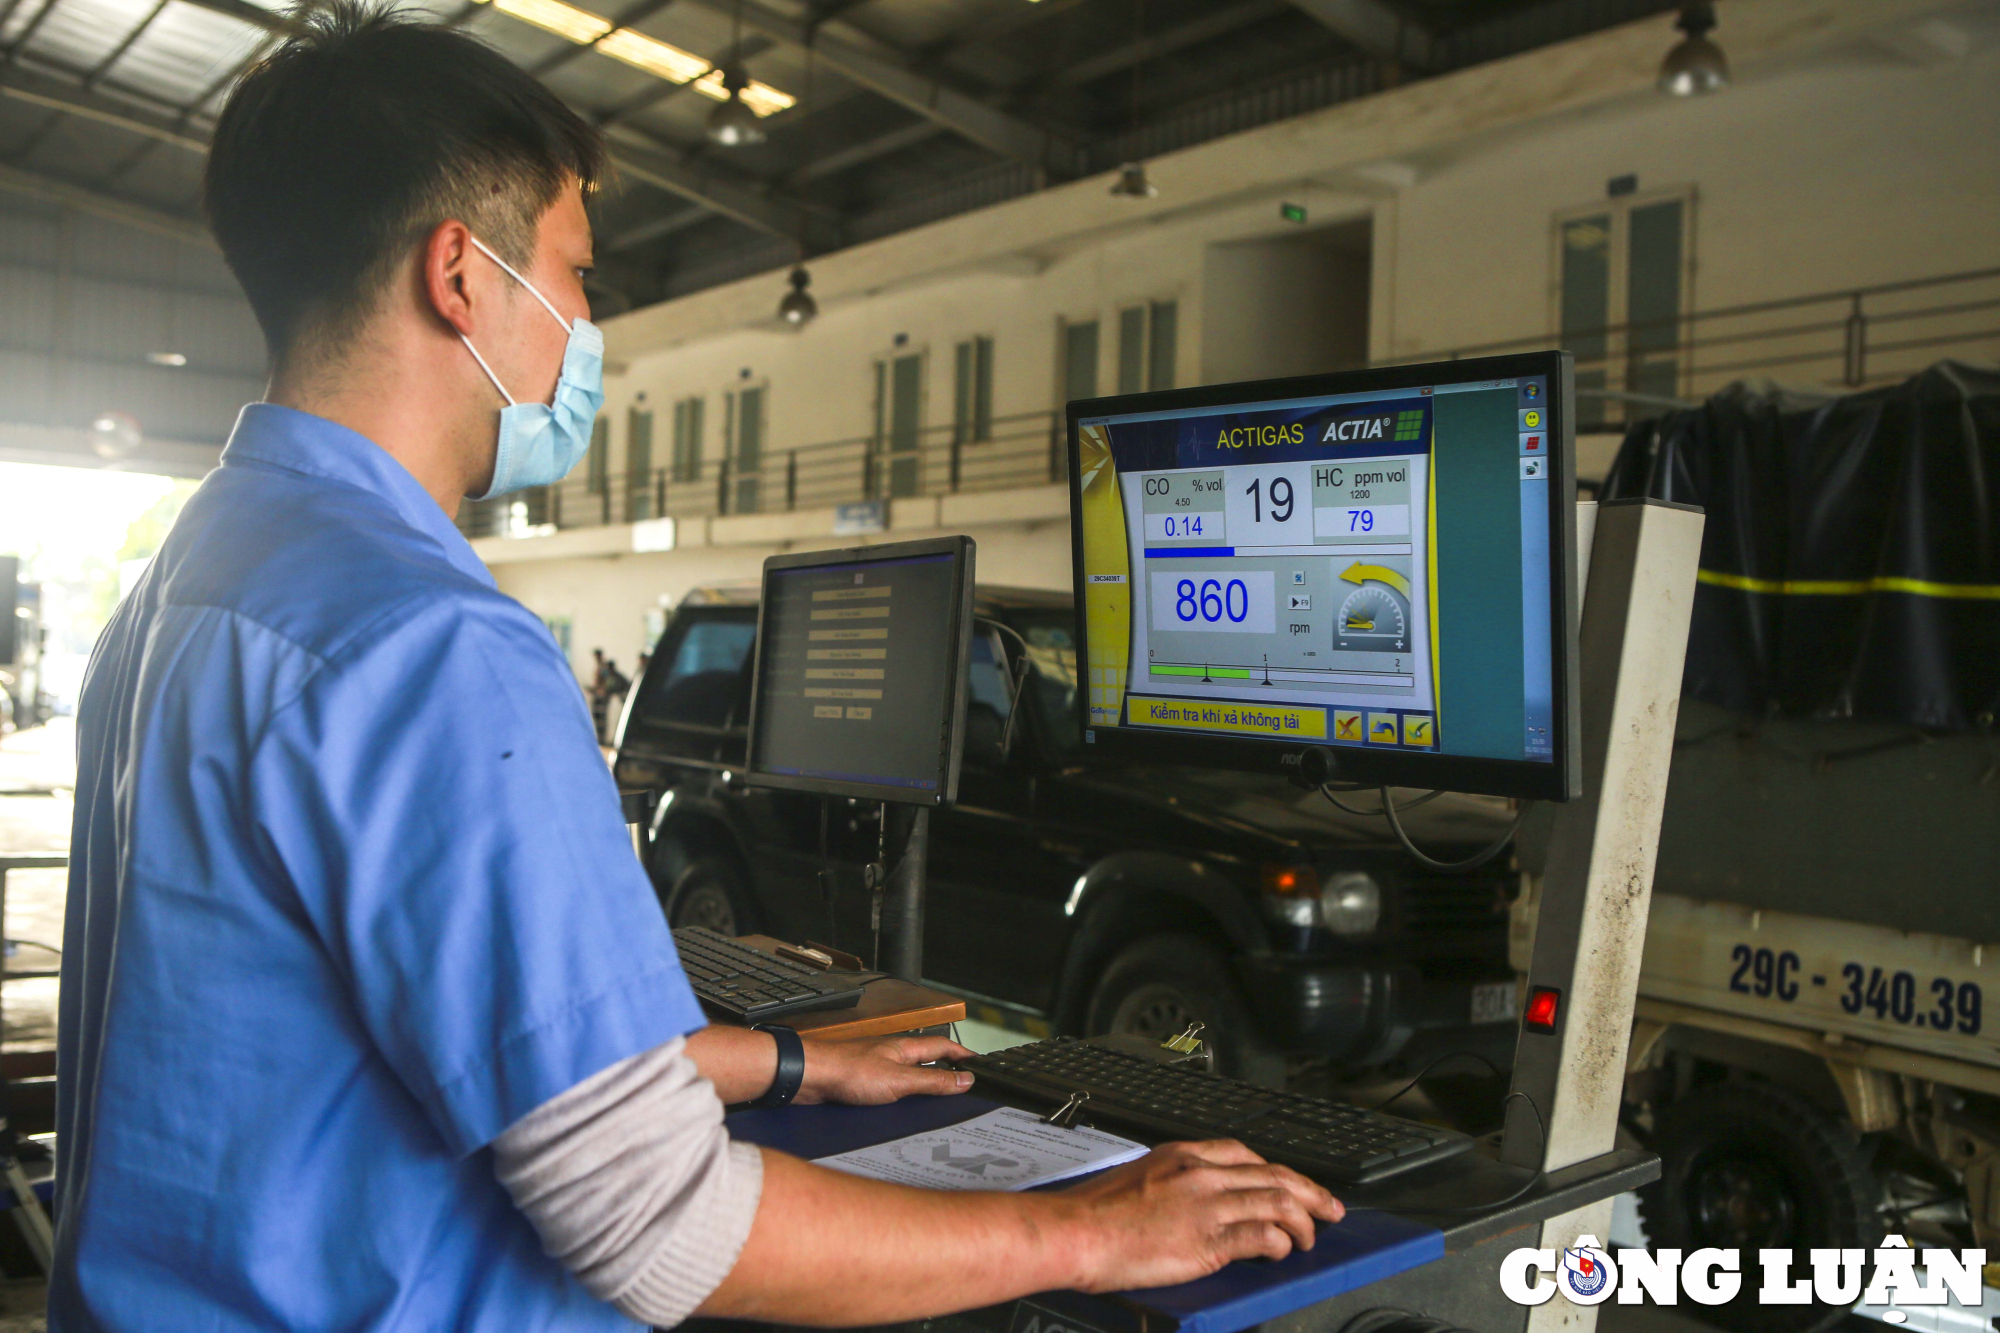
1059,1140,1346,1292
683,1025,974,1106
796,1034,976,1105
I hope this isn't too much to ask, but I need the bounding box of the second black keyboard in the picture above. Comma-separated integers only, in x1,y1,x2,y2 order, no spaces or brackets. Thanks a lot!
674,926,869,1023
960,1038,1474,1185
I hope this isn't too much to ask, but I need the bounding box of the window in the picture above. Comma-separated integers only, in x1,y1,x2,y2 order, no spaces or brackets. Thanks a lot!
953,337,993,445
882,353,924,497
1116,300,1179,395
632,612,757,728
671,396,704,483
728,385,765,514
962,630,1015,767
626,406,654,521
587,413,610,495
1149,301,1177,392
1557,193,1691,428
1062,319,1098,402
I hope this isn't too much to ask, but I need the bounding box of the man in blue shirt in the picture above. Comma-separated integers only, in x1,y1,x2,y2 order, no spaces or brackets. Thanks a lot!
53,6,1341,1329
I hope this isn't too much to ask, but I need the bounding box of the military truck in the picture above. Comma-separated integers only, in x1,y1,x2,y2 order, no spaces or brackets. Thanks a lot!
1516,363,2000,1332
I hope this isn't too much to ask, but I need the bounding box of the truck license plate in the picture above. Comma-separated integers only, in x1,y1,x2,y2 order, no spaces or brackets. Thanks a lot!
1471,981,1518,1024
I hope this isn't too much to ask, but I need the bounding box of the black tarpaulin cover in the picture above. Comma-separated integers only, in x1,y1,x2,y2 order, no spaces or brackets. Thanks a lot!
1602,361,2000,732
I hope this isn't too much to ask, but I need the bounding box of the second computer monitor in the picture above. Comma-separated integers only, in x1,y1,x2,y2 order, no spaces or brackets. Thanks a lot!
744,536,976,805
1068,351,1579,801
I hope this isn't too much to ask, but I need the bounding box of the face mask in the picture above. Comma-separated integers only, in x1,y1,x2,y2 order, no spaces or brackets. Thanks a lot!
459,235,605,501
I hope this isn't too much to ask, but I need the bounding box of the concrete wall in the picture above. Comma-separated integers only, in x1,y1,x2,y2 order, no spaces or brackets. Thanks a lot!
488,0,2000,681
487,490,1076,672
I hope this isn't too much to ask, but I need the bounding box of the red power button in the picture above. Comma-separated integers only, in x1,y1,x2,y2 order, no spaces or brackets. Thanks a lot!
1523,986,1561,1033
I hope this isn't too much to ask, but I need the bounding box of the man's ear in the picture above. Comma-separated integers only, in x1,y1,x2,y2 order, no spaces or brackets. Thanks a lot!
422,219,478,337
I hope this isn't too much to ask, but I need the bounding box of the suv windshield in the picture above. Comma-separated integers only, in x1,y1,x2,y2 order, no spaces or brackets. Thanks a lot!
1009,610,1080,756
633,611,757,729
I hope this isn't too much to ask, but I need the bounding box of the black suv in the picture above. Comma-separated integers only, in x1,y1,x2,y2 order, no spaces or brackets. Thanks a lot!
615,585,1520,1083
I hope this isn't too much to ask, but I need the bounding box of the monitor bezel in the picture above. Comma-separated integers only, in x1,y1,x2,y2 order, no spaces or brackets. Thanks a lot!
1065,350,1580,803
743,534,976,807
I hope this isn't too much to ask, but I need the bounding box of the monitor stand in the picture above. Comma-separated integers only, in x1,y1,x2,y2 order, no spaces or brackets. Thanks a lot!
875,803,930,983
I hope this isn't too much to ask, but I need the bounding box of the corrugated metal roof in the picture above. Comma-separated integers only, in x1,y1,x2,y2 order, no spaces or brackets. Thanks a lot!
0,0,1677,313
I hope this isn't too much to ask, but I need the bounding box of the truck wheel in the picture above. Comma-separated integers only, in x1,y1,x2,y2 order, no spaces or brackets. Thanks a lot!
662,856,756,936
1085,934,1286,1087
1637,1080,1880,1333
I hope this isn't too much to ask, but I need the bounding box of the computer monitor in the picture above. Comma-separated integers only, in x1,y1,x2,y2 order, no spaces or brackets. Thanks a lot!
1068,351,1579,801
744,535,977,805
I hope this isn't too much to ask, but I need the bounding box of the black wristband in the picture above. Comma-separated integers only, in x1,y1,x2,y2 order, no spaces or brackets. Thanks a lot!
748,1024,806,1108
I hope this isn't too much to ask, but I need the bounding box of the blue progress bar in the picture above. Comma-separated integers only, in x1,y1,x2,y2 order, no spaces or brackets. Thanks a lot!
1145,546,1235,558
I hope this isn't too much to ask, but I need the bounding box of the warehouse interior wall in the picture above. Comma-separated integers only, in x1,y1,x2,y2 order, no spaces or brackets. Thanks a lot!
490,516,1075,675
1201,220,1373,386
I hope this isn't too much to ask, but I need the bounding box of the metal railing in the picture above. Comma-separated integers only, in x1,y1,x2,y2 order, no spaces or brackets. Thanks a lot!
459,407,1067,540
1390,265,2000,431
459,266,2000,540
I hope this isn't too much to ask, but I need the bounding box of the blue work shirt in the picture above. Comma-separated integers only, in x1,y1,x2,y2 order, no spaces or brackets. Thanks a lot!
53,404,707,1331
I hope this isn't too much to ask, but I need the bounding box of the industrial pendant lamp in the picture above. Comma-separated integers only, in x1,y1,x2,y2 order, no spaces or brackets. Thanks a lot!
777,46,818,328
707,68,765,145
778,266,817,326
1108,162,1158,199
1109,0,1157,200
1658,3,1729,96
707,0,766,145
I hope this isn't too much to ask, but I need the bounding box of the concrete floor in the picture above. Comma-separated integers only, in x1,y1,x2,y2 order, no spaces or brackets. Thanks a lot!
0,719,71,1333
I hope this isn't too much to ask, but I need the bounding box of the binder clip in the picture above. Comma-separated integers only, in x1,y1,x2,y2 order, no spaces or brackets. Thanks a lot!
1162,1022,1206,1063
1042,1090,1091,1129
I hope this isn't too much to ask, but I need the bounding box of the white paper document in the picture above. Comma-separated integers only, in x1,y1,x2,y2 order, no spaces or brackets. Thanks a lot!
813,1106,1149,1191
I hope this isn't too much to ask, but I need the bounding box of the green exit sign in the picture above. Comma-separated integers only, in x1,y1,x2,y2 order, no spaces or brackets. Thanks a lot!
1280,201,1308,224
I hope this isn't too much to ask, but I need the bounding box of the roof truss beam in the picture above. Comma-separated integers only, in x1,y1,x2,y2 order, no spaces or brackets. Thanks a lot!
678,0,1074,170
0,160,213,248
0,64,208,153
1285,0,1433,68
603,125,834,248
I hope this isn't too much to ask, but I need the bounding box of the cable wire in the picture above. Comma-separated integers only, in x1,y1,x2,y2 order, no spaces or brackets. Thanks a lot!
1380,787,1530,875
1319,786,1445,818
1366,1050,1504,1112
1420,1090,1547,1213
980,618,1036,759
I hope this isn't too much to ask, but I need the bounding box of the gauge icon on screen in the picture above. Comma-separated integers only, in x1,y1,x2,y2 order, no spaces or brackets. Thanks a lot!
1336,583,1409,652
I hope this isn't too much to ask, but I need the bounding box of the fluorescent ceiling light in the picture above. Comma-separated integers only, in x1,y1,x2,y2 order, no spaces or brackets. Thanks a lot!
689,68,793,115
597,28,711,83
487,0,611,44
473,0,795,113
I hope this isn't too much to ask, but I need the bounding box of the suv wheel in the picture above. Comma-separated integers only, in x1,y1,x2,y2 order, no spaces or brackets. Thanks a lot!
1085,934,1286,1087
662,856,755,935
1637,1079,1881,1333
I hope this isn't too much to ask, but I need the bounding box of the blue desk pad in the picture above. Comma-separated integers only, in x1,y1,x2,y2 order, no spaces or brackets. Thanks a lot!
727,1095,1444,1333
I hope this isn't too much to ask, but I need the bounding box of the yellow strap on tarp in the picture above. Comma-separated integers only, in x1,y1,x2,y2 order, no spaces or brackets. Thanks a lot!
1697,569,2000,600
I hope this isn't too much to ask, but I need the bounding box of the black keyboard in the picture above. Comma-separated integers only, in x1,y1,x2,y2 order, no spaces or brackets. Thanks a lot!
674,927,869,1023
959,1039,1474,1185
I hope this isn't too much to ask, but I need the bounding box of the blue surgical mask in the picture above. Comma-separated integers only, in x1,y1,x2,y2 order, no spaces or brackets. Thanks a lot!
460,235,605,500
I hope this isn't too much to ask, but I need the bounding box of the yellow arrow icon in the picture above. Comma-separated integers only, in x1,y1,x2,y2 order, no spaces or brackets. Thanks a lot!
1340,562,1412,599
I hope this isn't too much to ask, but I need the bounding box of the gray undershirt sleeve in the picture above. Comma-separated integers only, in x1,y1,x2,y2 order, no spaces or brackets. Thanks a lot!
493,1036,766,1328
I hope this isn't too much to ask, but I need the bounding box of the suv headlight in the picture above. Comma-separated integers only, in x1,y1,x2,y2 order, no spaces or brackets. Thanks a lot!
1319,872,1382,937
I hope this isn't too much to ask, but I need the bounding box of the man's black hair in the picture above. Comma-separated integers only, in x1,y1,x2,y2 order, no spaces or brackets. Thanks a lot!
204,1,605,365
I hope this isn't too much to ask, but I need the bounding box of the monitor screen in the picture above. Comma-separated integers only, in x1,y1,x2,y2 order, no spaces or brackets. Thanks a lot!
1068,351,1578,800
745,536,976,805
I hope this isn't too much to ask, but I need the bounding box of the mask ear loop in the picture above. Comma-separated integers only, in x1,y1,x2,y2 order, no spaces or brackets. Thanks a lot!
460,334,516,406
468,234,574,335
